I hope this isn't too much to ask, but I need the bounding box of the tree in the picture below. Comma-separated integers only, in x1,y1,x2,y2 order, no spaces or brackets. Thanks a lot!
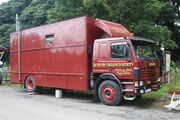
20,0,55,29
157,0,180,61
48,0,84,23
0,0,31,48
48,0,112,23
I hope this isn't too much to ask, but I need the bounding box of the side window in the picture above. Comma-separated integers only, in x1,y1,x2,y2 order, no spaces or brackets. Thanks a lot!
45,34,54,44
111,42,129,59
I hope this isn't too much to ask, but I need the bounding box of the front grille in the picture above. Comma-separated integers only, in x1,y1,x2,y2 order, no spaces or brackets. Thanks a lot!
140,67,160,82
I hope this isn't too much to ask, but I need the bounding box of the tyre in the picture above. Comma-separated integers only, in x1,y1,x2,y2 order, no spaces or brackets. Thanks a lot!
0,72,2,85
25,76,38,92
98,80,122,106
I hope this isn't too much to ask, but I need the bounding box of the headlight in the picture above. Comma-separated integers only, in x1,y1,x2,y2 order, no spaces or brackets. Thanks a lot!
140,89,144,93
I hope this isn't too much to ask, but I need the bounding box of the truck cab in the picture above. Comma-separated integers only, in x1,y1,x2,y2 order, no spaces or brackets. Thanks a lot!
92,36,161,105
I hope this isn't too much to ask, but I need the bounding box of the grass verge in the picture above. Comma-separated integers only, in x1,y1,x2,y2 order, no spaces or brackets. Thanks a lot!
134,80,180,108
123,84,170,108
2,81,22,88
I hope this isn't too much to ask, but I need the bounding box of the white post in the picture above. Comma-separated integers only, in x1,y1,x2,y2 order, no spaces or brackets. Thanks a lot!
163,51,171,84
55,89,63,98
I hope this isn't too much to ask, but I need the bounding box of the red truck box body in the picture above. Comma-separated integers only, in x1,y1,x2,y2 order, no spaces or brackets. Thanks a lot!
10,17,102,90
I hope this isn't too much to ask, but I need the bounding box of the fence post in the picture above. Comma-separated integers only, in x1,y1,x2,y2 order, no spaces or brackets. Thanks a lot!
163,51,171,84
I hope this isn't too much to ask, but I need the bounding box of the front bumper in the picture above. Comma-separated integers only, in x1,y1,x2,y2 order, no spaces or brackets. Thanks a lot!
137,81,161,95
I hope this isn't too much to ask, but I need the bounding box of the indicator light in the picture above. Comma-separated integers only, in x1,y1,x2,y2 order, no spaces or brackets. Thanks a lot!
134,81,138,87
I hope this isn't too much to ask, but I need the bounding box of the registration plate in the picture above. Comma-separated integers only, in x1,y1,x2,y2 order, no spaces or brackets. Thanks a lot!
145,88,151,93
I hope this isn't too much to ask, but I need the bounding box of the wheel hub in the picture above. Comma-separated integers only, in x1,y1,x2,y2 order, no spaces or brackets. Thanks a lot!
102,86,115,101
27,79,33,90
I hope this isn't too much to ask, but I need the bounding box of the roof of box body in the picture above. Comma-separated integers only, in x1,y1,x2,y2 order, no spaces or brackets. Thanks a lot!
11,16,133,37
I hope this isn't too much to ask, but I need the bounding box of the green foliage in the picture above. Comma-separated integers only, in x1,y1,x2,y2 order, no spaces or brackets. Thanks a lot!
143,85,169,99
0,0,31,48
110,0,163,24
0,24,15,48
48,0,112,23
171,61,180,79
20,0,55,29
158,0,180,61
169,61,180,90
48,0,84,23
0,0,31,24
81,0,112,19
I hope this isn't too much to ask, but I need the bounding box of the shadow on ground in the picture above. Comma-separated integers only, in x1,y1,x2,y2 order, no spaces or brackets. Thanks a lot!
22,87,170,109
36,88,94,101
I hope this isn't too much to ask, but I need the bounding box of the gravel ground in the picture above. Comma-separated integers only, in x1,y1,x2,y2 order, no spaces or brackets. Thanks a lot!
0,86,180,120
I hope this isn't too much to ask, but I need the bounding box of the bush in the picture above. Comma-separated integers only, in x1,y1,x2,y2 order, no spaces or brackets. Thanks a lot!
169,61,180,90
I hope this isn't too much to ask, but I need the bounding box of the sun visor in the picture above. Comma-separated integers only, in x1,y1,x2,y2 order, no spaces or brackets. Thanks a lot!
95,19,134,37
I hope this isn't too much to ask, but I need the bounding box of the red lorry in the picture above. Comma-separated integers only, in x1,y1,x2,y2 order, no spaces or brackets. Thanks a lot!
10,16,161,105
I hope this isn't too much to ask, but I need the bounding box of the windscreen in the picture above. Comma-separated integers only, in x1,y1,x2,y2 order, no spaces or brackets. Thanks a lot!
132,40,157,59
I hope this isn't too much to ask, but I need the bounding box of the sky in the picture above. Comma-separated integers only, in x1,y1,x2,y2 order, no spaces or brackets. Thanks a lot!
0,0,9,4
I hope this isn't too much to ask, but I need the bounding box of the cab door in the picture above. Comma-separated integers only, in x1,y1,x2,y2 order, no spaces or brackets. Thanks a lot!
109,41,133,79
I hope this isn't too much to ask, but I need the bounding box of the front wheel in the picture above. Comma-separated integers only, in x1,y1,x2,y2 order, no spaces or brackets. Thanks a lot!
98,80,122,106
25,76,38,92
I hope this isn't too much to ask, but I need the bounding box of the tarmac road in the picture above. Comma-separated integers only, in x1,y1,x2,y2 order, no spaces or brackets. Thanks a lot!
0,86,180,120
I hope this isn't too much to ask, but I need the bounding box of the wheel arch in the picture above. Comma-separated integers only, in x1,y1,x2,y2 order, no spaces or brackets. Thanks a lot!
95,73,122,91
24,75,38,92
